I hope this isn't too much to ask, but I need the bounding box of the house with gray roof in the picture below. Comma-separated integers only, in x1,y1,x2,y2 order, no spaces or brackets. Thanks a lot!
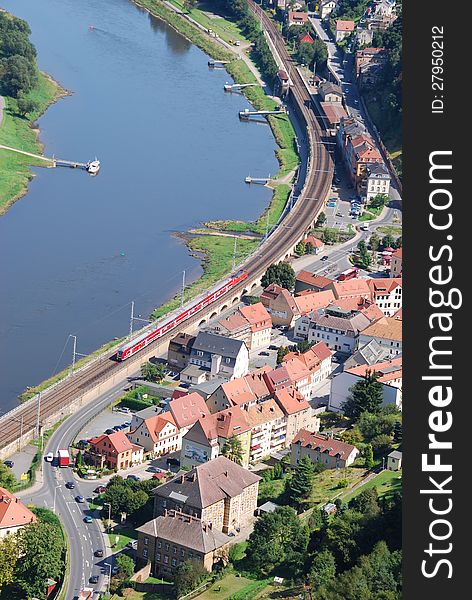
153,455,260,534
180,332,249,384
136,510,230,577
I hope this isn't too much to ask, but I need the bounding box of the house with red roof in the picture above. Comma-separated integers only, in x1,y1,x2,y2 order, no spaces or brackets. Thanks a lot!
291,430,359,468
274,388,320,444
215,302,272,349
282,341,332,383
287,11,309,26
390,248,402,278
367,278,402,316
0,487,37,539
181,407,252,469
168,392,210,436
208,366,272,413
335,19,355,42
128,413,179,458
299,31,315,45
87,430,143,470
295,271,334,294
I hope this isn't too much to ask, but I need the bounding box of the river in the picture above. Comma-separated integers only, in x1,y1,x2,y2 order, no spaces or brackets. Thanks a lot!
0,0,278,412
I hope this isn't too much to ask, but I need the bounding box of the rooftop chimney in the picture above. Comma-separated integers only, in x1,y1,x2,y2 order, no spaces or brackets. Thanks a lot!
180,475,185,483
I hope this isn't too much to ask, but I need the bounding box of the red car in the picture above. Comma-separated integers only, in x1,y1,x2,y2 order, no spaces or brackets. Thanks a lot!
94,486,106,494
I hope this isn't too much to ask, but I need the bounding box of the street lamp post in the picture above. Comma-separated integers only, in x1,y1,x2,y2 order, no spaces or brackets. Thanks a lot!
104,502,111,533
104,562,111,595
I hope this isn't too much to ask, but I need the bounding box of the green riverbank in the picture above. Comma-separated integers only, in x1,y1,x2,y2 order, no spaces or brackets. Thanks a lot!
0,72,67,215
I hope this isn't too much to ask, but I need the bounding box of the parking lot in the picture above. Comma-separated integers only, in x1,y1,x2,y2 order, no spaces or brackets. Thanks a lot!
249,327,296,370
76,406,132,442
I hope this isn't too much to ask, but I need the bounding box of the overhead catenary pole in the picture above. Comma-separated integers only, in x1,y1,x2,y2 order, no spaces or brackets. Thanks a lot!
181,270,186,307
232,236,237,271
129,300,135,338
71,335,77,374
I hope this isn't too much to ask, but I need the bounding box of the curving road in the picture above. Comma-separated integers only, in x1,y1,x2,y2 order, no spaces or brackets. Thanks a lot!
0,2,333,452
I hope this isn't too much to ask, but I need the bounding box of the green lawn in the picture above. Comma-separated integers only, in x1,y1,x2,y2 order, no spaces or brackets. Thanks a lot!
376,225,402,236
341,469,402,504
197,574,268,600
108,525,138,552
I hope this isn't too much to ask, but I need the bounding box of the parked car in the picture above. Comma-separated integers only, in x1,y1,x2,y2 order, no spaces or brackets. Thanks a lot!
127,474,140,481
94,486,106,494
4,460,14,468
112,565,119,575
65,481,75,489
45,452,54,462
76,495,85,503
321,256,329,261
127,540,138,549
122,421,131,427
84,515,93,523
105,428,115,435
268,345,278,350
113,425,123,431
89,575,99,584
336,212,343,217
259,351,270,356
94,549,104,558
166,457,180,466
146,466,161,473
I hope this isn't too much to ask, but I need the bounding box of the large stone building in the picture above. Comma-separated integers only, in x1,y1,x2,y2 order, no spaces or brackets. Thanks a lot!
153,456,261,534
215,303,272,350
136,510,230,577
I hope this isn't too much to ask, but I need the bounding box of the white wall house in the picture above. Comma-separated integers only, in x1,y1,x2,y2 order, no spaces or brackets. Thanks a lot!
328,371,402,412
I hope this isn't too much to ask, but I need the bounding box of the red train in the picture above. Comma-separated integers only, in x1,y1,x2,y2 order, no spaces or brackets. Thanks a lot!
116,270,248,361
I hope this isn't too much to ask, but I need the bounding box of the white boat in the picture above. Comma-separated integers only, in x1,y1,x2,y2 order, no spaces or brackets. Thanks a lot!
87,159,100,174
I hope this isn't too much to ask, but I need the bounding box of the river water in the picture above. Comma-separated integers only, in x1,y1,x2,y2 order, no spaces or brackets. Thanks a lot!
0,0,278,411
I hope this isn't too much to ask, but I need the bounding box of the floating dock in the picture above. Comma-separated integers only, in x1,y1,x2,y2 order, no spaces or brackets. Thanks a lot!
245,176,271,185
224,82,259,92
239,106,287,120
208,59,229,68
0,144,100,174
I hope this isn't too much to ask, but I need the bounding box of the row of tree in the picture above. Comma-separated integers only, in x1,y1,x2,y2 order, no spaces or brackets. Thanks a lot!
0,11,38,100
0,508,66,598
219,0,278,84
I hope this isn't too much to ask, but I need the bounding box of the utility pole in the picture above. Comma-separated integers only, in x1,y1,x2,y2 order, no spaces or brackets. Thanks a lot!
69,334,86,374
232,236,237,271
181,270,186,307
129,300,135,338
36,392,41,437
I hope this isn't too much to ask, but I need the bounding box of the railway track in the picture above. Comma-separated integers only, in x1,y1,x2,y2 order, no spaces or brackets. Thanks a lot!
0,4,333,452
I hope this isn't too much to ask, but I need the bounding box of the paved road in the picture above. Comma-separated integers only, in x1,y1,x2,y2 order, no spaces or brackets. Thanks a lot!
17,381,132,599
309,15,402,204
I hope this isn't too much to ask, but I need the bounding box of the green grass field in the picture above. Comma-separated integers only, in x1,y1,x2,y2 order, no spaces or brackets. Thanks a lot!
197,574,269,600
341,469,402,504
0,73,64,214
108,525,138,552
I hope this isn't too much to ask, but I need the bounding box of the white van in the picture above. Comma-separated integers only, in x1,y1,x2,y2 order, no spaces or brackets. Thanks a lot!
45,452,54,462
360,224,369,231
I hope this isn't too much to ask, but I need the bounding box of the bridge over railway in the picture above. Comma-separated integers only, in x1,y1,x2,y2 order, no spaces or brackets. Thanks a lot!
0,2,333,460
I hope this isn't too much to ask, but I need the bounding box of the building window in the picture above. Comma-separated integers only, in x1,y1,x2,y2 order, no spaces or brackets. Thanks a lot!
157,541,162,549
144,537,149,546
165,544,170,551
164,556,169,564
156,553,161,562
143,548,148,558
172,559,177,567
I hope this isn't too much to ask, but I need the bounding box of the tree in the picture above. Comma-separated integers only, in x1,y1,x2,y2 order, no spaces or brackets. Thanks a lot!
276,346,290,364
295,241,306,256
370,194,389,209
116,554,135,579
321,228,339,245
381,234,395,249
245,506,309,575
16,522,65,599
140,361,166,383
349,489,380,518
16,95,38,116
309,549,336,591
342,371,383,420
0,533,20,591
298,41,316,67
305,242,315,254
357,240,371,269
183,0,198,12
103,481,148,518
221,435,244,465
316,212,327,226
287,456,315,509
0,54,37,97
75,450,84,468
393,421,402,443
371,434,393,458
174,560,209,597
0,461,16,490
363,444,374,469
369,234,380,252
261,262,296,290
